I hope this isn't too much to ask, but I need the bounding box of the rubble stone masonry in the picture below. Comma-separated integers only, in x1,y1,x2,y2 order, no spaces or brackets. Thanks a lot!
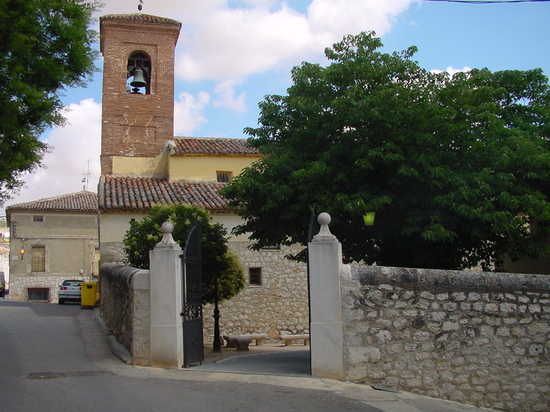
341,265,550,412
203,242,309,343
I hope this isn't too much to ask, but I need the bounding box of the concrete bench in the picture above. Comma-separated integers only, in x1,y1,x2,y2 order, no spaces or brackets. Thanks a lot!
280,334,310,346
223,334,268,350
223,335,252,351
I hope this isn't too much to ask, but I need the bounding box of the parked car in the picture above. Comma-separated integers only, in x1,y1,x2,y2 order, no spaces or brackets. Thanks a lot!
0,272,5,298
58,280,84,304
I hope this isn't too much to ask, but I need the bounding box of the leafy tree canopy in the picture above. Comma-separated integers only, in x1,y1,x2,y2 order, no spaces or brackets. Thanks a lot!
222,31,550,271
123,204,245,304
0,0,99,203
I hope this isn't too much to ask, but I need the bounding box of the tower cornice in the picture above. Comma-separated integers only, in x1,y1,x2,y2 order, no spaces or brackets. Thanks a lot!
100,13,181,28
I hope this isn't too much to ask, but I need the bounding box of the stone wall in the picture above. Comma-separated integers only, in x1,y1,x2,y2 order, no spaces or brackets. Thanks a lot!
8,275,95,302
99,263,150,365
341,264,550,412
203,242,309,343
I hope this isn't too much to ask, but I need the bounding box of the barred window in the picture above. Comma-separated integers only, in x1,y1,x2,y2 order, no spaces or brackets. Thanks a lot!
28,288,49,302
249,267,262,286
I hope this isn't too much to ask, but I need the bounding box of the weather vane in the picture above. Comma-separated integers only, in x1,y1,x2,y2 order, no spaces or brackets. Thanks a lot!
138,0,143,11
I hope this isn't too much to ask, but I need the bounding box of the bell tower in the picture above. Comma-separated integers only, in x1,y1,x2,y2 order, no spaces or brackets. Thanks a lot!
99,14,182,175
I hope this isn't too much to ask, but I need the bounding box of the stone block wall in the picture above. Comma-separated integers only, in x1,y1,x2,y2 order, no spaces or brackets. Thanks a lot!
341,265,550,412
99,263,150,365
203,242,309,343
8,275,95,302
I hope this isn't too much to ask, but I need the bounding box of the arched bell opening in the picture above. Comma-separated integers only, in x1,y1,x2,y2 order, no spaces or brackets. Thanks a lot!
127,52,151,94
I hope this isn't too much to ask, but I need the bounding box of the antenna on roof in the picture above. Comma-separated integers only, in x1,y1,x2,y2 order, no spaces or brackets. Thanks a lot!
81,160,92,191
138,0,143,11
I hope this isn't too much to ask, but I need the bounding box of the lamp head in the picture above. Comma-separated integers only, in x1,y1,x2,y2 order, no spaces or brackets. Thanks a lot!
363,212,376,226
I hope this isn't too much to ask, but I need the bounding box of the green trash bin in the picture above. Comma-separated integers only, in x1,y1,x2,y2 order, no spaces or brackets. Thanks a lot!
81,282,98,309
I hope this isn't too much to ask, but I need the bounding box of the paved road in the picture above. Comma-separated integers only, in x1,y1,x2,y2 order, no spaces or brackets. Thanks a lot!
194,348,312,376
0,300,494,412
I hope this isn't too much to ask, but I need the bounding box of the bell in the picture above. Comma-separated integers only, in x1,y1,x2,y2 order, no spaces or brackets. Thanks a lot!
130,68,147,88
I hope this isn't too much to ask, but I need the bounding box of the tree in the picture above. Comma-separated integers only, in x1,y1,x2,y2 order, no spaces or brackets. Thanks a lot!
0,0,99,203
123,204,245,304
222,31,550,271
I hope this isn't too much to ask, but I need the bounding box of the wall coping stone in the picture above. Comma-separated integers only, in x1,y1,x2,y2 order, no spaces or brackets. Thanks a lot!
350,265,550,293
101,262,149,288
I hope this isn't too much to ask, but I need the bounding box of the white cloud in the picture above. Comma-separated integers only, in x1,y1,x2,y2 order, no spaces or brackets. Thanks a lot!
3,99,101,211
174,0,413,82
174,91,211,135
214,80,247,113
175,3,315,81
307,0,410,37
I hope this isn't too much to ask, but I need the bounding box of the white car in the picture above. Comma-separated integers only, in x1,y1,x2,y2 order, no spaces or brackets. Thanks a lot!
58,280,83,304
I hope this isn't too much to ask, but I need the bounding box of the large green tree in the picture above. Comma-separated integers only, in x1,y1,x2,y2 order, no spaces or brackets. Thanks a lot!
222,32,550,271
0,0,98,203
123,204,245,304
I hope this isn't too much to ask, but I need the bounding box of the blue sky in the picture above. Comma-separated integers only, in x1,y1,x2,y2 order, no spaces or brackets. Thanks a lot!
3,0,549,212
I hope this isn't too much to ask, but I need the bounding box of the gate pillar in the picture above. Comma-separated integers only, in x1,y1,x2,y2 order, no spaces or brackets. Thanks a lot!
308,212,344,379
149,222,183,367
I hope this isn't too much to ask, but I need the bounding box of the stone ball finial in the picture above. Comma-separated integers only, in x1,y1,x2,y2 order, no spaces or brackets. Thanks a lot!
156,221,178,248
313,212,334,240
161,221,174,234
318,212,331,226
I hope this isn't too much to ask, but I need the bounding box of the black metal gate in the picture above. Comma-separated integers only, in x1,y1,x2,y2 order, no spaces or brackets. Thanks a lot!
180,222,204,367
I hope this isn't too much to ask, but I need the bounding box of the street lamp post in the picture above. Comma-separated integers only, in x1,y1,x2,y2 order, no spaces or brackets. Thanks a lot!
212,277,222,352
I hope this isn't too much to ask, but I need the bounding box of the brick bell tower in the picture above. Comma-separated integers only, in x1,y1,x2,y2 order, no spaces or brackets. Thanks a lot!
99,14,182,175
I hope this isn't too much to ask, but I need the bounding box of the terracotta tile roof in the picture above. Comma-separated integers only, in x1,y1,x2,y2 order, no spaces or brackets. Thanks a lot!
100,13,182,28
99,176,229,211
172,137,260,156
6,191,98,212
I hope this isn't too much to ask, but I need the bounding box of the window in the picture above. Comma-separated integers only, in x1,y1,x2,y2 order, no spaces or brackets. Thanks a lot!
217,171,233,183
249,267,262,286
31,246,46,272
28,288,49,302
33,215,44,223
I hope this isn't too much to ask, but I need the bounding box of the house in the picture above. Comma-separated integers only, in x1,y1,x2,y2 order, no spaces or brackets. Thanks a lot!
97,13,309,340
5,191,99,302
0,217,9,291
